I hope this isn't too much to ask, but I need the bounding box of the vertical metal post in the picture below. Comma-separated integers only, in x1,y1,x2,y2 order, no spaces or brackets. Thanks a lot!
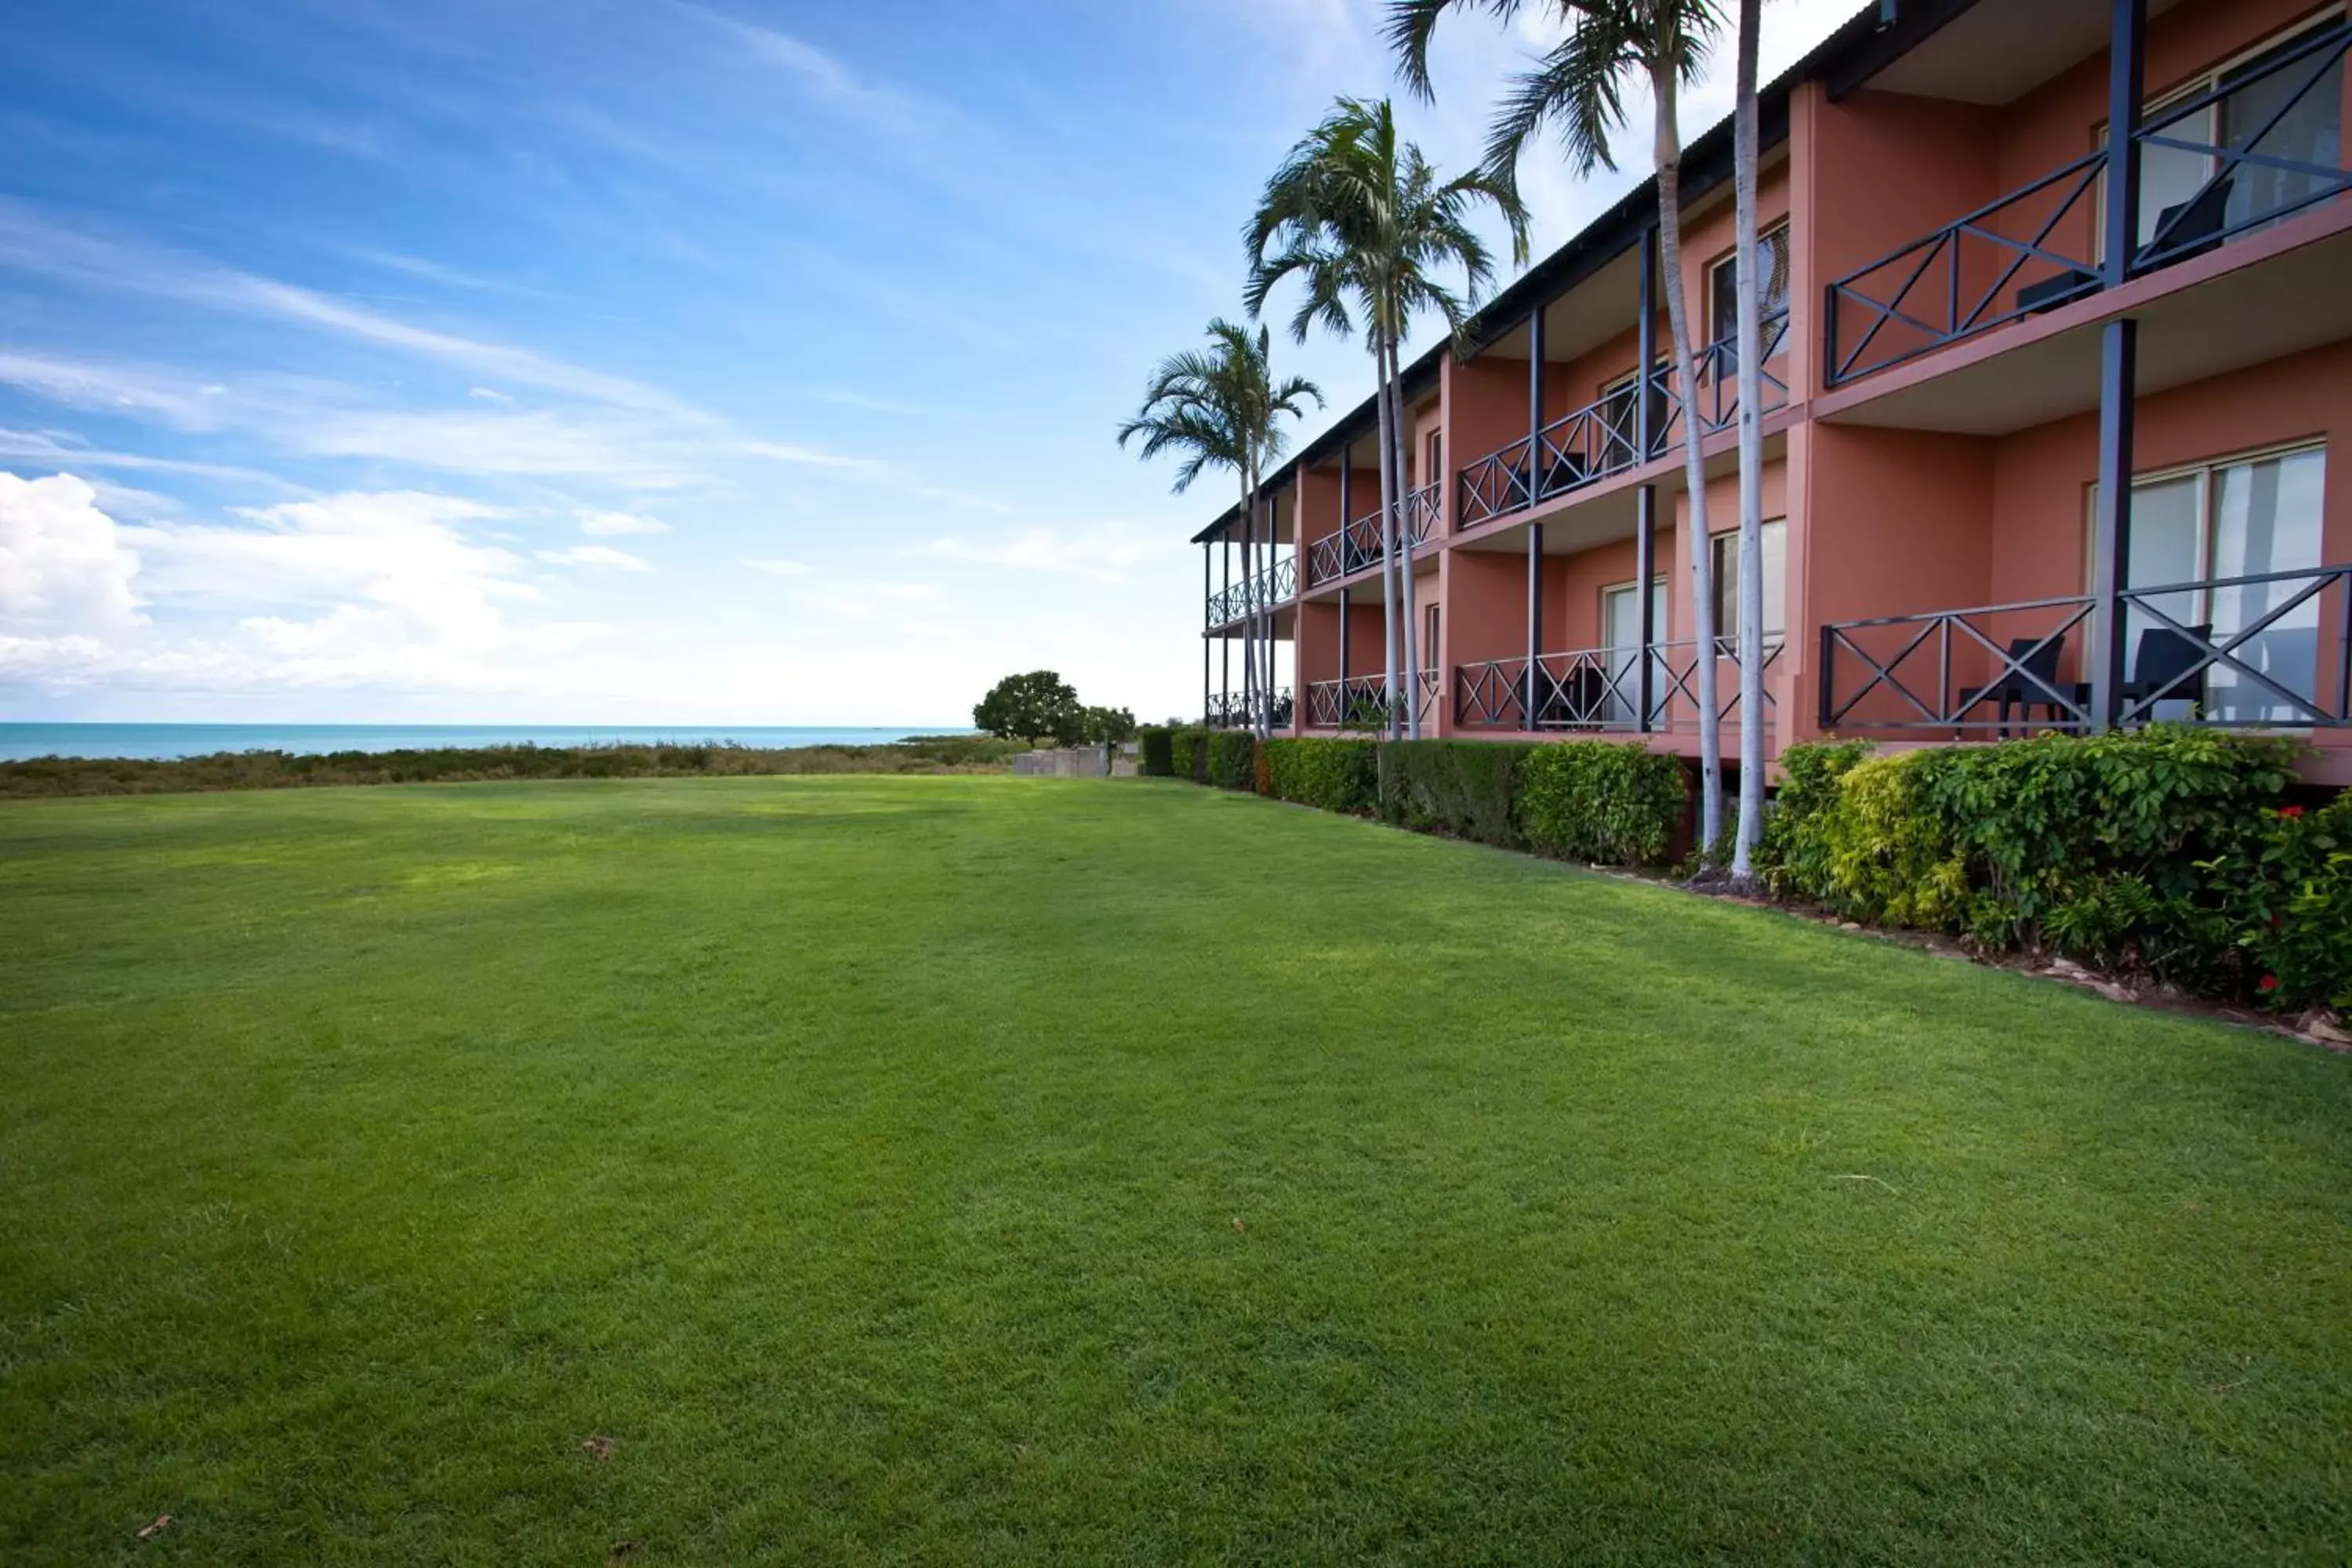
1339,443,1353,572
2104,0,2147,285
1528,301,1547,503
1638,225,1659,460
1339,586,1352,725
1202,541,1212,724
1635,484,1658,731
1220,524,1232,724
2090,318,2138,729
1526,522,1545,731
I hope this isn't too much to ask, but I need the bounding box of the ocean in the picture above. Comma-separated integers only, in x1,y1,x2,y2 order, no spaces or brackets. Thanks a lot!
0,724,960,764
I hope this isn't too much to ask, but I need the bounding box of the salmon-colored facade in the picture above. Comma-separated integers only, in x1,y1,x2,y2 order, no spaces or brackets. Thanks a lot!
1196,0,2352,782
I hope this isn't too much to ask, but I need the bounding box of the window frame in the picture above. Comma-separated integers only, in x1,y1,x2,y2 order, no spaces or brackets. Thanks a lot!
1708,517,1789,651
1705,220,1792,353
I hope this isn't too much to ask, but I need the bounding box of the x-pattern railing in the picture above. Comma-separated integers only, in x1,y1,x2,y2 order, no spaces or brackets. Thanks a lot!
2132,18,2352,269
1819,566,2350,731
1654,637,1786,724
1456,311,1790,531
1826,151,2105,386
1208,687,1294,730
1454,639,1781,730
1207,554,1298,625
1305,671,1439,729
1305,485,1441,585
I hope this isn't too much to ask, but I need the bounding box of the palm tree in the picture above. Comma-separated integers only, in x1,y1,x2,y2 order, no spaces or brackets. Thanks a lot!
1728,0,1766,883
1389,0,1729,848
1118,320,1322,737
1244,97,1526,741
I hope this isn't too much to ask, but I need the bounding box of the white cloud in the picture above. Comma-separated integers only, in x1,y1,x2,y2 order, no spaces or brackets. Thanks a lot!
920,523,1165,584
538,544,653,572
468,386,517,404
0,472,143,637
579,508,671,536
742,557,808,575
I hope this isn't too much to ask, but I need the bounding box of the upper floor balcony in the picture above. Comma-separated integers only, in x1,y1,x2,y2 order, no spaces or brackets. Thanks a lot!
1304,481,1440,587
1454,310,1791,531
1206,552,1296,628
1823,9,2351,388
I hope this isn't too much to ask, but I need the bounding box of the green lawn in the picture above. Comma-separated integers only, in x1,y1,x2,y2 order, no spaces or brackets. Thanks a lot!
3,776,2348,1565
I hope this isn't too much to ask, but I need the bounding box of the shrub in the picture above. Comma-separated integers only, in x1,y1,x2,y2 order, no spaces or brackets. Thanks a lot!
1758,726,2340,1007
1263,739,1378,814
1208,731,1257,791
1169,727,1212,784
1378,741,1525,847
1518,742,1690,866
1137,728,1175,778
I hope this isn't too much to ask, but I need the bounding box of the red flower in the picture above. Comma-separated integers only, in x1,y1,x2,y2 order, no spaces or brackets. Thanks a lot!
2281,805,2307,819
2259,974,2281,993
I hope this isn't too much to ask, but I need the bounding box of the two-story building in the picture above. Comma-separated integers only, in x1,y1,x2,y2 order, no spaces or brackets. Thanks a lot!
1195,0,2351,783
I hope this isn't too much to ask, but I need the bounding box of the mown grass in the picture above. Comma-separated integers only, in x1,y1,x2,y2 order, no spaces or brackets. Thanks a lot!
2,775,2347,1565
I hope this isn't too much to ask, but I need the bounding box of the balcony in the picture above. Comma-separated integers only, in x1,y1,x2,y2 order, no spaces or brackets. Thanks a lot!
1209,688,1292,730
1207,554,1297,626
1453,638,1785,731
1818,565,2351,734
1305,481,1441,586
1304,669,1440,730
1454,311,1791,531
1825,16,2352,387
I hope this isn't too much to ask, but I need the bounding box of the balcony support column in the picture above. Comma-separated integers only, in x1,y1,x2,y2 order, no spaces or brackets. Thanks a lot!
1339,443,1352,577
1339,586,1352,726
1221,525,1232,725
2090,317,2139,729
1638,224,1658,459
1526,522,1545,732
2103,0,2147,285
1528,300,1547,503
1635,484,1658,731
1202,541,1212,724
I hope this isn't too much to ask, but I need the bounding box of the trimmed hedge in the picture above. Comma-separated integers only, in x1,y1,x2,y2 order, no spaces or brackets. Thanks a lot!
1263,739,1379,814
1168,726,1211,784
1519,741,1692,866
1379,740,1526,847
1137,727,1175,778
1760,727,2349,1010
1208,731,1257,791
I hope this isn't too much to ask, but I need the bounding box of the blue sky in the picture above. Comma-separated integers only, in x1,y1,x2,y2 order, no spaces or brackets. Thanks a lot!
0,0,1853,724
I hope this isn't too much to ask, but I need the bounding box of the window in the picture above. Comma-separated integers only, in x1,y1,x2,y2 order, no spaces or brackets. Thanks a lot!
1425,604,1441,672
1600,358,1671,467
1708,222,1791,359
1424,430,1443,490
1710,519,1788,650
2088,445,2326,722
2098,13,2347,261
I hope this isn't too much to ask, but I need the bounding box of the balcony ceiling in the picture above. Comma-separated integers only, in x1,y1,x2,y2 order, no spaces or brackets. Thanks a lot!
1824,224,2352,434
1870,0,2184,106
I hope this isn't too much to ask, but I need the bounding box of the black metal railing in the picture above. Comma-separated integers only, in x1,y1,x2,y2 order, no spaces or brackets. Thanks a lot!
1454,637,1783,730
1304,482,1441,586
1455,310,1789,531
1207,554,1297,626
1825,17,2352,385
1208,687,1294,730
1305,670,1439,729
1819,565,2351,732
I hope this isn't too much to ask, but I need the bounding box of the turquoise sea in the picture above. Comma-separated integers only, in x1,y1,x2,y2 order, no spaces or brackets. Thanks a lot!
0,724,959,764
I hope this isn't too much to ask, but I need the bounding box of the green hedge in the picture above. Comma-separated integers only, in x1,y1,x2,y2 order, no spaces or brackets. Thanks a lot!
1168,726,1211,784
1518,741,1691,866
1137,727,1175,778
1760,727,2348,1010
1262,739,1379,813
1379,740,1526,847
1208,731,1257,791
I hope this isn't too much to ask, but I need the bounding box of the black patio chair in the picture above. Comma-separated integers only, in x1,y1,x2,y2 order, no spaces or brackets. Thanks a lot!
2141,175,2234,265
2120,622,2213,717
1958,633,2071,737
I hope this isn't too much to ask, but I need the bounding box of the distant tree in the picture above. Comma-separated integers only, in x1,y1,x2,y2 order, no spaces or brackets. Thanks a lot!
974,671,1084,745
1080,706,1138,746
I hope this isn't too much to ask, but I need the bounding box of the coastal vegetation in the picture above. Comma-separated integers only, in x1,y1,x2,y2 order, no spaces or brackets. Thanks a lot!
0,734,1022,798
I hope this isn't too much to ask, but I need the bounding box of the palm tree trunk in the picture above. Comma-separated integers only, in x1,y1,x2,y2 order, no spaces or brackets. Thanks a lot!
1391,330,1423,740
1374,354,1403,742
1653,64,1722,858
1731,0,1766,880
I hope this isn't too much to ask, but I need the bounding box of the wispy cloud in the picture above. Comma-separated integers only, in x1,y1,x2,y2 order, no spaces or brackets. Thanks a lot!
579,508,670,537
918,522,1166,583
538,543,652,572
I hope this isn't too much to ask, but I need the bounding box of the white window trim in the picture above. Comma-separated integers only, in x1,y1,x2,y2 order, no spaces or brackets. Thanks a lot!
1705,220,1792,342
2081,438,2328,592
